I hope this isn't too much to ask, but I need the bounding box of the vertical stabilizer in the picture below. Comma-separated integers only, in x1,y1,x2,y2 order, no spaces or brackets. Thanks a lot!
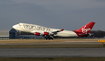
76,22,95,35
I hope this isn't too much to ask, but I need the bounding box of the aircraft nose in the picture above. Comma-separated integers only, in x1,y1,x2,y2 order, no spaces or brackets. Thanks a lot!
12,25,16,29
12,24,19,29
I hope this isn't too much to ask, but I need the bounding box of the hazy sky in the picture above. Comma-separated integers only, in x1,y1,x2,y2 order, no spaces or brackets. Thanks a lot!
0,0,105,30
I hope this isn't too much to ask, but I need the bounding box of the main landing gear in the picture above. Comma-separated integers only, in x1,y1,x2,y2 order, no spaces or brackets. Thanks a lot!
44,35,53,40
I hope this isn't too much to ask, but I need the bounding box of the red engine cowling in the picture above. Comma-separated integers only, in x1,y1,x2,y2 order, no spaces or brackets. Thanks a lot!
44,32,49,35
35,32,40,36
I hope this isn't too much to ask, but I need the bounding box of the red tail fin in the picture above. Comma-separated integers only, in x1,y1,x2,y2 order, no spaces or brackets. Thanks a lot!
76,22,95,34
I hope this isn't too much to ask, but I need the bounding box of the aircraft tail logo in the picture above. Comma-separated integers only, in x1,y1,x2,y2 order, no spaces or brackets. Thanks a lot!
76,22,95,34
82,25,91,34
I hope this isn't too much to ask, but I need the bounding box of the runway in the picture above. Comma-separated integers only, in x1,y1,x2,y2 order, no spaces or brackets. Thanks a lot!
0,39,101,45
0,39,104,57
0,48,105,57
0,42,101,45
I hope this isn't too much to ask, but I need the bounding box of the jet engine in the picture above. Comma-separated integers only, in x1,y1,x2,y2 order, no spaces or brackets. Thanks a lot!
44,32,49,35
35,32,40,36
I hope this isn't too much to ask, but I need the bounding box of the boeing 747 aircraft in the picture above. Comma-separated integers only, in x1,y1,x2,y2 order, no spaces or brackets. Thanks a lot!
13,22,95,39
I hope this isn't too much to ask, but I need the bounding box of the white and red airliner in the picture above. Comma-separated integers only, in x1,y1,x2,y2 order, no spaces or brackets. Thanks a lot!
12,22,95,39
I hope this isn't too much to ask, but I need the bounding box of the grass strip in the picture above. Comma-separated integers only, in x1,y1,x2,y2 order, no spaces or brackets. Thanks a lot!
0,44,104,48
0,57,105,61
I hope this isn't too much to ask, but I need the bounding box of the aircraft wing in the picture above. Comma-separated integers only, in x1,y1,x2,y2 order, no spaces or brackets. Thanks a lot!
52,29,64,34
43,29,64,39
31,29,64,39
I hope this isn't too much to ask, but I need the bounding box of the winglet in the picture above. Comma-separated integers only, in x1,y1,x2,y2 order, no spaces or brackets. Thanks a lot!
60,29,64,31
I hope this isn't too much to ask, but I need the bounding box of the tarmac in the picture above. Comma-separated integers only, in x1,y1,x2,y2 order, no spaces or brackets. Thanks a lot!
0,48,105,57
0,39,104,57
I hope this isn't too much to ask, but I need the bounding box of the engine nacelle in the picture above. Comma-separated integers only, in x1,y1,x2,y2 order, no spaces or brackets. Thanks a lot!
44,32,49,35
35,32,50,36
35,32,40,36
